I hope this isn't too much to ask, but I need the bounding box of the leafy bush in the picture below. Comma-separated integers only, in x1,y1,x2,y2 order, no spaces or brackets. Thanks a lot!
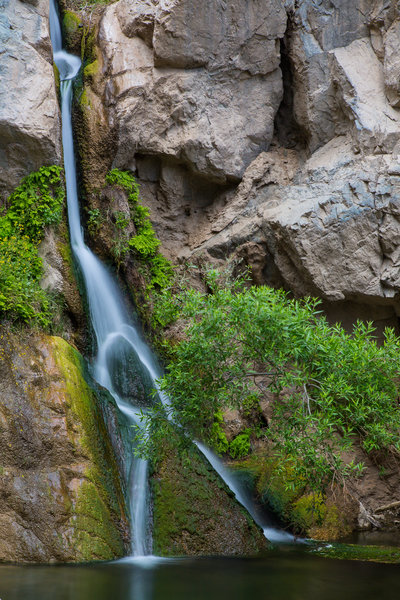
6,165,64,243
229,430,251,459
105,169,173,288
210,411,229,454
0,166,64,326
151,268,400,491
86,207,102,236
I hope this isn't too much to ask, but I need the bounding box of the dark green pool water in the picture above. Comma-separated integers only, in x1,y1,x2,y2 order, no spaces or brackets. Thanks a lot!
1,550,399,600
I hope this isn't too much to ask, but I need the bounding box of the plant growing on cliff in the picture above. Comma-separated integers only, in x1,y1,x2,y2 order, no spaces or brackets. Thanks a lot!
0,166,65,326
148,268,400,491
105,169,173,288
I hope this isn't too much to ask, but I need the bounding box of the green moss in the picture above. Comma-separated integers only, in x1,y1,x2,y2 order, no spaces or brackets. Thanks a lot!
81,25,97,64
79,88,90,109
291,493,328,530
53,63,60,96
51,336,127,560
151,427,266,557
63,11,82,36
234,452,352,540
311,542,400,564
72,481,125,561
83,59,99,81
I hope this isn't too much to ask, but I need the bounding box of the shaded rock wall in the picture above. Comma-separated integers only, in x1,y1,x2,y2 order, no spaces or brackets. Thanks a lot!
0,0,61,200
152,435,266,556
190,0,400,331
0,330,129,563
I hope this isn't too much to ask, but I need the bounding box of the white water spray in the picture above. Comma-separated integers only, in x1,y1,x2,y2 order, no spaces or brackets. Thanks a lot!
49,0,292,555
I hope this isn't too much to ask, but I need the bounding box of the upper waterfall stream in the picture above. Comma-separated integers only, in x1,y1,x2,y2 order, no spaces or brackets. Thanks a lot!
49,0,291,557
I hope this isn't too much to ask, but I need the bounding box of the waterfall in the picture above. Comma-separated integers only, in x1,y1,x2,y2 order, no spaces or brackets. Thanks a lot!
49,0,293,556
49,0,152,556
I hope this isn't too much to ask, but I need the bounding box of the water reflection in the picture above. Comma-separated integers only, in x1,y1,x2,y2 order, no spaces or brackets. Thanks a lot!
1,552,400,600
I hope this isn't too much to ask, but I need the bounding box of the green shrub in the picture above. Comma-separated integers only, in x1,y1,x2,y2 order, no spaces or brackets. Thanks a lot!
229,430,251,459
0,166,64,326
105,169,173,289
6,166,64,243
148,268,400,491
210,411,229,454
86,207,102,236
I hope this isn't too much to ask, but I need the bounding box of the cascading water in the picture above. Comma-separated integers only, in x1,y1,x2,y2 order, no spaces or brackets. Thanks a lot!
49,0,292,556
49,0,152,556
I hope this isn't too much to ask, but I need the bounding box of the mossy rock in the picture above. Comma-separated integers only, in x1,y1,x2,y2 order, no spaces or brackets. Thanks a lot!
84,59,100,82
50,335,130,561
234,451,354,540
62,10,82,54
0,330,129,562
151,430,267,557
310,542,400,564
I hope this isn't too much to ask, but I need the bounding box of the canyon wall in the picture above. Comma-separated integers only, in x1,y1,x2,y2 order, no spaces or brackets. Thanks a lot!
75,0,400,332
3,0,400,557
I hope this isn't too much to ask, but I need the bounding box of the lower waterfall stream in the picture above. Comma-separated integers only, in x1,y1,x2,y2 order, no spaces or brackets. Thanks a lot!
49,0,291,560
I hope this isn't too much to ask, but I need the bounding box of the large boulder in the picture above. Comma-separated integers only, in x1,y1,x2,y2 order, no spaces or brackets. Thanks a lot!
0,0,61,200
0,330,129,563
98,0,286,183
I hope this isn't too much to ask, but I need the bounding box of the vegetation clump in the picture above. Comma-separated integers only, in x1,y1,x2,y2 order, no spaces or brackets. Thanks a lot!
105,169,173,289
0,166,65,327
144,267,400,500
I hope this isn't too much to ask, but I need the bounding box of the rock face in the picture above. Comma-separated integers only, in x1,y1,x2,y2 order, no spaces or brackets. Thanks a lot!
76,0,400,331
185,0,400,331
0,0,61,200
152,434,266,556
100,0,286,184
0,330,129,563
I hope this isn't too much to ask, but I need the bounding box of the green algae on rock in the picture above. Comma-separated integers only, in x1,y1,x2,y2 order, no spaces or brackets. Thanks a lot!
232,451,356,541
310,542,400,564
0,329,129,563
151,431,267,557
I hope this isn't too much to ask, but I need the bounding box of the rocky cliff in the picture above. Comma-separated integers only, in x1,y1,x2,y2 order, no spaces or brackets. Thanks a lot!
0,0,61,199
3,0,400,558
0,329,129,562
72,0,400,335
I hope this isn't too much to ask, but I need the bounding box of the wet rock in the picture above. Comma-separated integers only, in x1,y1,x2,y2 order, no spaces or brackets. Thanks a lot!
151,432,267,556
0,0,61,200
0,329,129,563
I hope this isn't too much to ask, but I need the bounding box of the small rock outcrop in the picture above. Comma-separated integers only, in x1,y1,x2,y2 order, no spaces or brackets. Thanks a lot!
152,434,266,556
0,0,61,200
0,329,129,563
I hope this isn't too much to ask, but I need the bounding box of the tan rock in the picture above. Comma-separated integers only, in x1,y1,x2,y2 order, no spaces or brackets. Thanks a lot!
99,0,285,182
0,0,61,200
330,38,400,153
0,330,129,563
383,19,400,107
193,135,400,325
